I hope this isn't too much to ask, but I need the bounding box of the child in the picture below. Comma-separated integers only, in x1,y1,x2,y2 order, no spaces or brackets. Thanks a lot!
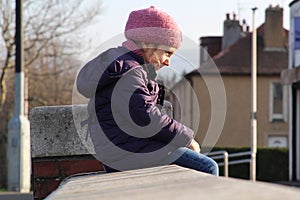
77,6,218,175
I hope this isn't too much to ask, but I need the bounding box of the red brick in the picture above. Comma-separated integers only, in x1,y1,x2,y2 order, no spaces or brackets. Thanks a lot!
33,161,60,178
60,159,104,177
33,178,61,200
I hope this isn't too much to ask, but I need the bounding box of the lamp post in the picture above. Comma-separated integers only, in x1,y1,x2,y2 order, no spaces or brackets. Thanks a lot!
7,0,31,192
250,7,258,182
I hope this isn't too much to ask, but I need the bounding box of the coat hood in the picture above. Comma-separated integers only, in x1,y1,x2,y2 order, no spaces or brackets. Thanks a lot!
76,47,144,98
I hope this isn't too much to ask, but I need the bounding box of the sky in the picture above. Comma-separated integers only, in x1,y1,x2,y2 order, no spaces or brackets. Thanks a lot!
86,0,291,44
81,0,292,81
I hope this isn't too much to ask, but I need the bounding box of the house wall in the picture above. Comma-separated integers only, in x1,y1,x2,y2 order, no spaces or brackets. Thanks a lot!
178,75,289,148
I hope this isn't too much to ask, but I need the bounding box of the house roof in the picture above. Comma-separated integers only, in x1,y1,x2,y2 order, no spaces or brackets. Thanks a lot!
187,24,288,77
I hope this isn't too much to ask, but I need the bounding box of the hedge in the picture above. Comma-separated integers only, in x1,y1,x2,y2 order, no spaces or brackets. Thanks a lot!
210,147,289,182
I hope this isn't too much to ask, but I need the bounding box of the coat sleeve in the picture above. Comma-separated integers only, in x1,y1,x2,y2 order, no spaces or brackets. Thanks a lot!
111,66,194,148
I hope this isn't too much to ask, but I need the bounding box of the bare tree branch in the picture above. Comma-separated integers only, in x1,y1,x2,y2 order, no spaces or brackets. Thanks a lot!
0,0,102,113
23,0,101,69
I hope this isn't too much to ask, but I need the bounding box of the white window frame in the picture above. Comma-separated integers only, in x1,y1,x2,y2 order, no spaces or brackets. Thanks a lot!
269,81,288,122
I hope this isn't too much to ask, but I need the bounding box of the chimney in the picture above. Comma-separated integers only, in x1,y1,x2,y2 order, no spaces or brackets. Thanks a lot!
264,5,285,51
199,36,222,65
222,13,243,50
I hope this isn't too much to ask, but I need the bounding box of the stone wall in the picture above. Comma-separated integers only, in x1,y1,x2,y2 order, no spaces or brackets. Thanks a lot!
30,105,104,200
30,102,173,199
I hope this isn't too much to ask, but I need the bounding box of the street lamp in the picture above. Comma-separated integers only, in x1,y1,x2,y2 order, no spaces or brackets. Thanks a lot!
7,0,31,192
250,7,258,182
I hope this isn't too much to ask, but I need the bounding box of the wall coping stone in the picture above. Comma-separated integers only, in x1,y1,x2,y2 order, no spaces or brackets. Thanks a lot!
45,165,300,200
30,102,173,158
30,104,94,158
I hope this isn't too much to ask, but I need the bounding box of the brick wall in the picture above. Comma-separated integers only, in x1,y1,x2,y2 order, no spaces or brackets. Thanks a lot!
32,155,104,200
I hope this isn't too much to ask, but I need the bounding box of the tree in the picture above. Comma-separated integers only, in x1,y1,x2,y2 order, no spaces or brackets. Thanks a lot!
0,0,101,107
0,0,102,187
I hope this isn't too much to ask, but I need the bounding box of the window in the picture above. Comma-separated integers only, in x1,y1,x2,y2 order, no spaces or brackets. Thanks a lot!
269,82,288,122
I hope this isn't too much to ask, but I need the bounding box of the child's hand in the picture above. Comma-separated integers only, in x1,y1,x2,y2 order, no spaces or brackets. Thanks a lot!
188,139,201,153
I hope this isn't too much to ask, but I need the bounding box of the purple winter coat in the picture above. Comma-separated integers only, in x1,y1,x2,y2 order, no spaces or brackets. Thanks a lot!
77,46,194,171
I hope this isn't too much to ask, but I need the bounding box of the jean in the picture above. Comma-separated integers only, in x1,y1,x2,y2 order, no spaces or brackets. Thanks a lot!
103,147,219,176
170,147,219,176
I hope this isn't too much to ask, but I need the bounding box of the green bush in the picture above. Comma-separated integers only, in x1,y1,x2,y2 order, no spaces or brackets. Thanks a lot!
210,147,289,182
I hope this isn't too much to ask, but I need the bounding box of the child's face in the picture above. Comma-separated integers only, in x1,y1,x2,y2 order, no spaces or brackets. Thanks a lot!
143,45,176,71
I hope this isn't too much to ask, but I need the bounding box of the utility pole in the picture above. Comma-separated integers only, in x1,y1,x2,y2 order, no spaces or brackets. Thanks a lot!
7,0,31,192
250,7,257,182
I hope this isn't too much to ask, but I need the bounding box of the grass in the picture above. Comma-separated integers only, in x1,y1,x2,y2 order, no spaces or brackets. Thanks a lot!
0,188,7,192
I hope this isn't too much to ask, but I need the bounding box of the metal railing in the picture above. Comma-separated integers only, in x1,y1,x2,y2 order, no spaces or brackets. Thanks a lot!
207,151,229,177
208,151,252,178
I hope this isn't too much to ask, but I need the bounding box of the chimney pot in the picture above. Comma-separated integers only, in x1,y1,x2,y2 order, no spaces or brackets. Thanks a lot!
233,12,236,20
226,13,230,20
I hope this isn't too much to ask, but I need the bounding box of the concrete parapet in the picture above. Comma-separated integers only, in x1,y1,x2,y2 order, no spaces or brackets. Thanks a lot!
30,102,173,158
30,102,174,199
30,105,103,200
30,104,93,158
45,165,300,200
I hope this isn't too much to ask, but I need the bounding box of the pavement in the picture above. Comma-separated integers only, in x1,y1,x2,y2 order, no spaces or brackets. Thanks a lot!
0,192,33,200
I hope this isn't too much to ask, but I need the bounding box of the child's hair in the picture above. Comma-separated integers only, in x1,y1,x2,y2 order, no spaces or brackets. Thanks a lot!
138,42,161,66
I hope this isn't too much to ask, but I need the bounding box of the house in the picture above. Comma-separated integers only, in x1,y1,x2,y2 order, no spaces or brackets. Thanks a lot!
281,0,300,181
170,5,289,148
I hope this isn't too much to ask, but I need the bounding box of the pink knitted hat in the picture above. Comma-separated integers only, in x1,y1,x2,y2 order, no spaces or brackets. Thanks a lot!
125,6,182,49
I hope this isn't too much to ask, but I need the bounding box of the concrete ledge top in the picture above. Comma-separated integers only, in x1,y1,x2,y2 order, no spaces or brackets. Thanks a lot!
45,165,300,200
